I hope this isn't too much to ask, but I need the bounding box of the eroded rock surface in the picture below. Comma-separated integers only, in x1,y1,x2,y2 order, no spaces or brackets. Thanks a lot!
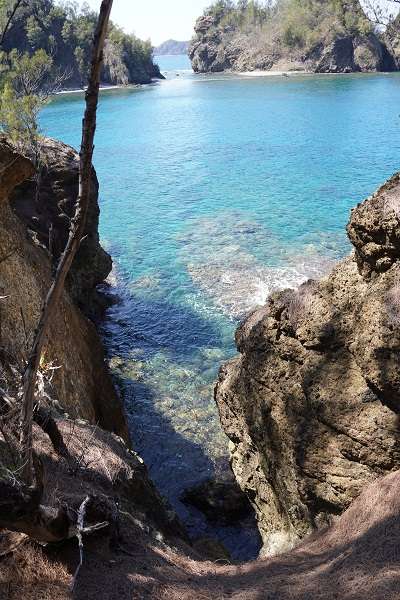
347,173,400,278
10,138,111,315
215,175,400,556
189,3,397,74
0,139,128,440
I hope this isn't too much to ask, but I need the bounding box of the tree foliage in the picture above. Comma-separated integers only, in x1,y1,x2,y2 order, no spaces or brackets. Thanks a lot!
204,0,376,51
0,49,58,166
0,0,159,87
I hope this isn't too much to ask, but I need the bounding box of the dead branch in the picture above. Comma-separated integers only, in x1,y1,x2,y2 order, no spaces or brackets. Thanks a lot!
69,495,112,592
0,479,110,546
0,0,25,48
20,0,114,484
70,495,89,591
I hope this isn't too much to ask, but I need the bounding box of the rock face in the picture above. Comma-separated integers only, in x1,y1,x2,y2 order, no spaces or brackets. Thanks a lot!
386,15,400,67
215,175,400,556
189,5,397,74
0,139,128,440
10,138,111,315
311,34,396,73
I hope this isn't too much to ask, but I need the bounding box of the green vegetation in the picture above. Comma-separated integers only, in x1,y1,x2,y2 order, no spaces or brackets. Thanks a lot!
0,49,57,159
207,0,273,28
276,0,372,50
204,0,373,51
0,0,160,88
0,0,158,213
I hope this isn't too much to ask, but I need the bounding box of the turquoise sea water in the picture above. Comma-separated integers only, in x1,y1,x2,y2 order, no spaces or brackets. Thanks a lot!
153,53,192,75
41,60,400,558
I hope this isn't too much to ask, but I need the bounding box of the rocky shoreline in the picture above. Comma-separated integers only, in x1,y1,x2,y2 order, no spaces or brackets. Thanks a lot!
189,2,398,75
215,173,400,556
0,137,187,542
1,135,400,598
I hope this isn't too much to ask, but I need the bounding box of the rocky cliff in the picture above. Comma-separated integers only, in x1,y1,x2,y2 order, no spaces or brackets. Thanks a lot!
10,138,111,315
0,138,192,594
386,14,400,67
215,174,400,556
189,1,397,74
0,138,127,439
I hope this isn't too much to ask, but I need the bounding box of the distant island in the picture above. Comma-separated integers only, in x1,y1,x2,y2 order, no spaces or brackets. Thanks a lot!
154,39,189,55
189,0,398,74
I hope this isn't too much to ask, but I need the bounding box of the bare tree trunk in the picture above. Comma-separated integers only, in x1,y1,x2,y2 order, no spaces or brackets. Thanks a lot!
0,0,25,48
20,0,114,484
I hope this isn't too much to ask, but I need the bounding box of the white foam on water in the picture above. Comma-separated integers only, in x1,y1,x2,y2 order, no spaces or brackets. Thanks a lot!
105,264,118,288
178,211,340,320
188,262,312,319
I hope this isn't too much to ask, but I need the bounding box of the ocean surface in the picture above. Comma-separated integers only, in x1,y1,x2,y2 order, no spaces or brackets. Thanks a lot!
41,56,400,559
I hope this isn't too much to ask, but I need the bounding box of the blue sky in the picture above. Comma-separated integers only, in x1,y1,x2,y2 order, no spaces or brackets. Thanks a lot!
84,1,400,46
85,0,211,45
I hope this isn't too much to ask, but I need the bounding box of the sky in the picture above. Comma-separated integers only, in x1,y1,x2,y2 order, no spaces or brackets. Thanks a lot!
85,0,211,45
84,0,400,46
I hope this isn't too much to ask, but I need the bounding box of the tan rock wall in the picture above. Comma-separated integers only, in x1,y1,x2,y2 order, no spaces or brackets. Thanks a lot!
216,178,400,556
0,140,128,441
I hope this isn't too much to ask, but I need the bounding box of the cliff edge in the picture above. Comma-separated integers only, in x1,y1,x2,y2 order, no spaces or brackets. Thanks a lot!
215,173,400,556
189,0,397,74
0,138,127,439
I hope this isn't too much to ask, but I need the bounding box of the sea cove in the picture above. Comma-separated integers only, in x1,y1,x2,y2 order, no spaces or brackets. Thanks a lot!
40,65,400,557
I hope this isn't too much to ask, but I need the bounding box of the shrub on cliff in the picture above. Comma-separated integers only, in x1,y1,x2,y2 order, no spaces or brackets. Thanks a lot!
190,0,396,72
277,0,372,50
203,0,372,51
0,0,161,87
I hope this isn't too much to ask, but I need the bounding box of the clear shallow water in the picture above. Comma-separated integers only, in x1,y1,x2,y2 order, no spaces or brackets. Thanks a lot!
41,66,400,559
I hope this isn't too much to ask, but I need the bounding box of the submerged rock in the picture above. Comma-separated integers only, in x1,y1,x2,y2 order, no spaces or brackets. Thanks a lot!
182,478,252,524
215,173,400,556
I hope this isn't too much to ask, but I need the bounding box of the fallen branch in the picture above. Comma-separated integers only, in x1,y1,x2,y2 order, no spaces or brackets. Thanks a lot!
70,496,109,592
70,495,90,591
0,479,110,547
